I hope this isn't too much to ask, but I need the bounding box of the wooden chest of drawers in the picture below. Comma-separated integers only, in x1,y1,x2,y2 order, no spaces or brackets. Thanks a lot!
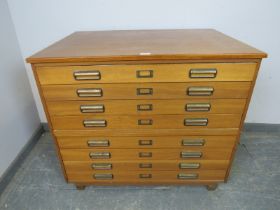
27,29,266,190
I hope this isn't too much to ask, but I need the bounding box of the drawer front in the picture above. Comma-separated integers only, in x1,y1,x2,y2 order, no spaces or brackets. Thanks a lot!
60,148,232,161
57,135,237,149
64,160,230,171
47,99,246,116
42,82,251,101
37,63,257,85
67,170,226,183
51,114,242,130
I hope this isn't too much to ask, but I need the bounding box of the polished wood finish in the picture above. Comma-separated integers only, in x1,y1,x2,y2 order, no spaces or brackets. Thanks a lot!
27,29,266,189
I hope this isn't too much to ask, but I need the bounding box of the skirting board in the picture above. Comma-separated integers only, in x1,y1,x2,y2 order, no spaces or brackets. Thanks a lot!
0,125,44,196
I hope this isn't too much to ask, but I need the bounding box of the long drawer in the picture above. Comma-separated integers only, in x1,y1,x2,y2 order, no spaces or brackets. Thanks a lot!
57,135,237,149
47,99,246,116
36,63,256,85
67,170,227,183
64,160,230,171
42,82,251,101
60,148,232,161
51,114,242,130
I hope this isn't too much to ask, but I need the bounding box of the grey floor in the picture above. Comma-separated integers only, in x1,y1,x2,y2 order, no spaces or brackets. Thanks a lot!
0,131,280,210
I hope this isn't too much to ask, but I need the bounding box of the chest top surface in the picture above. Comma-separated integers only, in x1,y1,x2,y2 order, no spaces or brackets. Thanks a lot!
26,29,267,64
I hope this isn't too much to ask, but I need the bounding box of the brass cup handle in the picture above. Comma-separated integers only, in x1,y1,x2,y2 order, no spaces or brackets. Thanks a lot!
184,118,208,126
139,174,152,179
139,140,153,146
87,140,110,147
136,70,153,78
181,151,202,158
187,87,214,96
93,174,113,180
179,163,200,169
139,152,152,158
137,104,153,111
177,173,198,180
77,88,103,97
185,103,211,112
139,163,153,168
137,88,153,95
138,119,153,125
74,70,101,80
80,104,105,113
89,152,111,159
92,163,112,170
84,119,107,127
182,139,205,146
189,69,217,78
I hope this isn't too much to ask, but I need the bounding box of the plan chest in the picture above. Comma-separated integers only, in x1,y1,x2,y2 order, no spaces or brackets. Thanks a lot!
27,29,267,190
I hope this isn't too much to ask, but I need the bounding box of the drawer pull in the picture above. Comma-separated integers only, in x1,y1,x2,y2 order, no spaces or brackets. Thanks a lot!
139,152,152,158
87,140,110,147
137,70,153,78
92,163,112,170
139,163,153,168
89,152,111,159
184,118,208,126
179,163,200,169
187,87,214,96
138,119,153,125
181,151,202,158
139,174,152,179
189,69,217,78
177,173,198,180
84,119,107,127
77,88,102,97
185,103,211,112
80,104,105,113
137,88,153,95
74,70,101,80
93,173,113,180
137,104,153,111
139,140,153,146
182,139,205,146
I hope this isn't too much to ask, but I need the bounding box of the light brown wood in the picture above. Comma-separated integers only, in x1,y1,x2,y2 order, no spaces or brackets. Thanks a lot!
36,63,257,85
60,148,232,161
42,82,251,101
57,135,237,149
51,114,242,130
64,160,230,171
47,99,246,116
67,170,227,183
26,29,267,64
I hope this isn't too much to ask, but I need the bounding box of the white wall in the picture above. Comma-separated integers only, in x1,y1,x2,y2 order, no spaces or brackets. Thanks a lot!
0,0,40,178
6,0,280,123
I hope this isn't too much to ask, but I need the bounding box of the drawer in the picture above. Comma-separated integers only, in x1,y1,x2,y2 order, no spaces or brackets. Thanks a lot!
51,114,242,130
57,135,237,149
42,82,251,101
60,148,232,161
67,170,226,183
37,63,257,85
64,160,230,171
47,99,246,116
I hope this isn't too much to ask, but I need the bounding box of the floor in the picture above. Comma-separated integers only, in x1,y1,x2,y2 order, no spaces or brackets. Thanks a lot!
0,131,279,210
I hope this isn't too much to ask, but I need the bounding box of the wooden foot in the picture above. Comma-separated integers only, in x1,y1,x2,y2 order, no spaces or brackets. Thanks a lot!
206,184,218,191
76,185,86,190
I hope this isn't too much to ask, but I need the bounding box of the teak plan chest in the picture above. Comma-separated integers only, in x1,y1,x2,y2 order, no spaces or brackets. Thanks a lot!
27,29,267,190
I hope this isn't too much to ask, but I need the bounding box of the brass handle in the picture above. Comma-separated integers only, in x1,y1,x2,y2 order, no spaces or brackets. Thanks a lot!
179,163,200,169
137,104,153,111
182,139,205,146
77,88,102,97
139,174,152,178
189,69,217,78
80,104,105,113
74,70,101,80
138,119,153,125
92,163,112,170
84,119,107,127
185,103,211,112
139,140,153,146
89,152,111,159
137,88,153,95
87,140,110,147
184,118,208,126
139,163,152,168
177,173,198,180
139,152,152,158
93,174,113,180
136,70,153,78
187,87,214,96
181,151,202,158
